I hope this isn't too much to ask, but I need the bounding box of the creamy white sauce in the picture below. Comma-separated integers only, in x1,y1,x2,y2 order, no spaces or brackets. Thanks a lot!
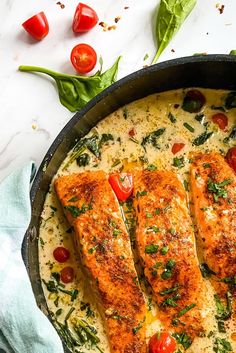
39,88,236,352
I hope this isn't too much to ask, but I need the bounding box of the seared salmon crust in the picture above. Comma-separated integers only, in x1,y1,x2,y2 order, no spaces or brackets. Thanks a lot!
133,170,205,338
55,171,147,353
190,152,236,297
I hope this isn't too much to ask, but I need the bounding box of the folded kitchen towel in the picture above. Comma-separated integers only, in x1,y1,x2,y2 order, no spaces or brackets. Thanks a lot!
0,162,64,353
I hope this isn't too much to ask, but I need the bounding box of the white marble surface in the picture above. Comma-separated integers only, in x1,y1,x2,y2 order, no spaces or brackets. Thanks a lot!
0,0,236,181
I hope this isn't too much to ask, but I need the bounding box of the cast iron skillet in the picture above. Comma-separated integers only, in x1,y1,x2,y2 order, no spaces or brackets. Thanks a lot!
22,55,236,352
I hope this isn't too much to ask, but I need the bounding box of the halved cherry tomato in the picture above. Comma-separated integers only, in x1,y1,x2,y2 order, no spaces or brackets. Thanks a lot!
212,113,228,130
22,12,49,40
226,147,236,173
70,43,97,74
60,266,74,283
53,247,70,263
108,173,133,202
171,142,185,155
72,3,98,33
149,332,176,353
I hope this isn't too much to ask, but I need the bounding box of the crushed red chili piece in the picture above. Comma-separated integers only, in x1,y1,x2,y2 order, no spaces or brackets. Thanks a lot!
56,1,65,9
114,16,121,23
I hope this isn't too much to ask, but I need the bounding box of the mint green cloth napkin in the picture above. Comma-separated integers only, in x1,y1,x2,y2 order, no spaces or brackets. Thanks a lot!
0,162,64,353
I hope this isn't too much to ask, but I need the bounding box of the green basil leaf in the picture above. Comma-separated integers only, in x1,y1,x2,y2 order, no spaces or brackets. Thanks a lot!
152,0,196,64
19,56,121,112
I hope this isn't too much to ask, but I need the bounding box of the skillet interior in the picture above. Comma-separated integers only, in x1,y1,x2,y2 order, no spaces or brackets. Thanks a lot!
22,55,236,352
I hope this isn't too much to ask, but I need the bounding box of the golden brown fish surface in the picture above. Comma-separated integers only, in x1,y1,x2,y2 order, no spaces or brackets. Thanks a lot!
133,170,204,338
190,152,236,297
54,171,147,353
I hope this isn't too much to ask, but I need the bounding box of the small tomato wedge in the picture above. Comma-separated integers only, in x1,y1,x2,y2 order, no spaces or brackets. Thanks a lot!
171,142,185,154
212,113,228,130
108,173,133,202
60,266,74,283
70,43,97,74
22,12,49,40
149,332,176,353
226,147,236,173
72,3,98,33
53,247,70,263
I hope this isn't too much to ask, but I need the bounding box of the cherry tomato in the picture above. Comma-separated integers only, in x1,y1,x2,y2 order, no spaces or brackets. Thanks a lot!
182,89,206,113
72,3,98,33
60,266,74,283
70,43,97,74
171,142,185,155
226,147,236,173
53,247,70,263
149,332,176,353
212,113,228,130
108,173,133,202
22,12,49,40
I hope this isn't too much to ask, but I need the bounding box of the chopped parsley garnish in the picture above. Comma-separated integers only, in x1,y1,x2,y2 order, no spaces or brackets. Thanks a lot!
169,228,176,235
177,303,196,317
183,122,194,132
183,180,189,191
113,229,121,237
68,196,79,202
213,337,232,353
161,259,175,279
203,163,211,169
207,178,232,202
132,319,145,334
173,157,185,169
64,203,92,218
199,263,216,278
214,292,232,320
147,225,160,233
155,207,161,215
159,284,181,296
141,128,166,150
172,332,192,350
195,113,205,123
136,190,147,197
160,245,169,255
145,244,159,254
161,296,179,307
146,212,153,218
168,112,177,123
192,131,213,146
146,164,157,171
88,246,97,254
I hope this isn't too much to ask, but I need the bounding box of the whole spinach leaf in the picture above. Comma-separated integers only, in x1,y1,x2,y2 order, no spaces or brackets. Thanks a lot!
152,0,196,64
19,56,121,112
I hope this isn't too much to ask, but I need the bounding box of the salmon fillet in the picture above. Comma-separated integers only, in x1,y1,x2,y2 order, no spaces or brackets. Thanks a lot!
54,171,147,353
190,152,236,297
133,170,204,338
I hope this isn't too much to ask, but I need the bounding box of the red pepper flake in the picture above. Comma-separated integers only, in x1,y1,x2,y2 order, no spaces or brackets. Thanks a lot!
216,3,225,14
114,16,121,23
56,1,65,9
171,49,175,53
99,21,107,28
124,6,129,10
128,128,136,137
108,25,117,31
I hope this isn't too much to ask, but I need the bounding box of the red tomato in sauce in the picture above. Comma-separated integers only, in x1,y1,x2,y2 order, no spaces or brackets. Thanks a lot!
60,266,74,283
70,43,97,74
149,332,176,353
212,113,228,130
53,247,70,263
108,173,133,202
171,142,185,154
72,3,98,33
22,12,49,40
226,147,236,173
